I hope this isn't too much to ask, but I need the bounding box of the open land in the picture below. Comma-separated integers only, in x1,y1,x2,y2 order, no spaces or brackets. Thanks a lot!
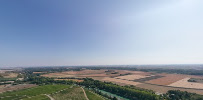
41,69,203,95
0,85,68,100
0,84,37,93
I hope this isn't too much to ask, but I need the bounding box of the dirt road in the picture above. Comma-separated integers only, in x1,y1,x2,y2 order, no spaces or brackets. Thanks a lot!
81,87,89,100
44,94,55,100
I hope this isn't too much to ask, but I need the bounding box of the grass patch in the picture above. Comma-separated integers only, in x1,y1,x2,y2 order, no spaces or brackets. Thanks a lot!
0,77,17,82
0,84,69,100
23,95,49,100
85,89,104,100
51,86,86,100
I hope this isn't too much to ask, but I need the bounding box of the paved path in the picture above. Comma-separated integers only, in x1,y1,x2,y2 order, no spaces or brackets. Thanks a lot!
44,94,55,100
80,87,89,100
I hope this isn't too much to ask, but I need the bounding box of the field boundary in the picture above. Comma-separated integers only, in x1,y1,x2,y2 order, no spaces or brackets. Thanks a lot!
143,82,203,90
44,94,55,100
81,87,89,100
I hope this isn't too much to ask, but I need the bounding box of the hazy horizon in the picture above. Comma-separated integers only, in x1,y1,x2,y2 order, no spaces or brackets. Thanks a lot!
1,0,203,67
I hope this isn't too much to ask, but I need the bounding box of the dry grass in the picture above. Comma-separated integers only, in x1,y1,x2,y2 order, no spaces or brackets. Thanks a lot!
41,73,75,78
0,84,37,93
0,73,18,78
33,72,46,74
51,86,86,100
136,83,203,95
146,73,187,85
62,70,107,75
54,79,83,82
168,77,203,89
41,69,122,78
115,75,152,81
101,77,141,86
0,70,14,73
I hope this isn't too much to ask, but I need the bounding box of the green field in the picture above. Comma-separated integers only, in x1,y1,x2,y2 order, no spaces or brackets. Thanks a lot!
85,89,104,100
51,86,86,100
23,95,49,100
0,85,68,100
0,84,109,100
0,77,17,82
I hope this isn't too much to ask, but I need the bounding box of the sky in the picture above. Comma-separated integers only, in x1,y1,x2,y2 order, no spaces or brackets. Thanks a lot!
0,0,203,67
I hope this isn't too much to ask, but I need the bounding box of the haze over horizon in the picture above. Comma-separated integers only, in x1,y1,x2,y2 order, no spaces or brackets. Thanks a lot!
1,0,203,67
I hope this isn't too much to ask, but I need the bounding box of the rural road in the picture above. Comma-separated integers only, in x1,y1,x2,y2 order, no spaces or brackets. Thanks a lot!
81,87,89,100
44,94,55,100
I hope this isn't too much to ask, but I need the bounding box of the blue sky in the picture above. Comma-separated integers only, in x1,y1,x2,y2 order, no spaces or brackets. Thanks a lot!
0,0,203,67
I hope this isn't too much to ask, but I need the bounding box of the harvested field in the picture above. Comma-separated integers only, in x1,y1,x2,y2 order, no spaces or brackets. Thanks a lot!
136,83,203,95
115,75,152,81
42,73,76,78
0,70,14,73
33,72,46,74
146,74,187,85
0,73,18,78
62,70,107,75
51,86,86,100
0,84,37,93
134,75,163,82
102,77,140,86
42,69,123,78
115,70,152,76
54,79,83,82
168,77,203,89
0,85,68,100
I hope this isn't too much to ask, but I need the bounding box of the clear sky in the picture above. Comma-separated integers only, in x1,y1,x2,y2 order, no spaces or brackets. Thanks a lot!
0,0,203,67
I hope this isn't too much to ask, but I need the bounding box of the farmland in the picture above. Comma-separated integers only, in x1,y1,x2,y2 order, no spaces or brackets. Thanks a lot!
168,77,203,89
41,69,203,95
0,84,37,93
51,86,86,100
84,89,105,100
0,85,68,100
1,66,203,100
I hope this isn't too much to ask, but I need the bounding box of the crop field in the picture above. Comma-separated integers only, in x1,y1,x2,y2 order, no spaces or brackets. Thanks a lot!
23,95,49,100
146,73,187,85
136,83,203,95
115,75,152,81
41,69,203,95
85,89,105,100
51,86,86,100
0,84,37,93
62,70,107,75
0,85,68,100
33,72,46,74
102,77,141,86
42,69,130,79
0,70,14,73
0,73,18,78
54,79,83,82
168,77,203,89
0,84,105,100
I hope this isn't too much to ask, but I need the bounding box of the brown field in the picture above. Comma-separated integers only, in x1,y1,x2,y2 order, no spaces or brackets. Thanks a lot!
54,79,83,82
0,84,37,93
42,73,76,78
0,73,18,78
115,75,153,81
146,73,187,85
0,70,14,73
62,70,107,75
136,83,203,95
41,69,131,78
168,77,203,89
102,77,141,86
33,72,46,74
41,69,203,95
114,70,152,76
